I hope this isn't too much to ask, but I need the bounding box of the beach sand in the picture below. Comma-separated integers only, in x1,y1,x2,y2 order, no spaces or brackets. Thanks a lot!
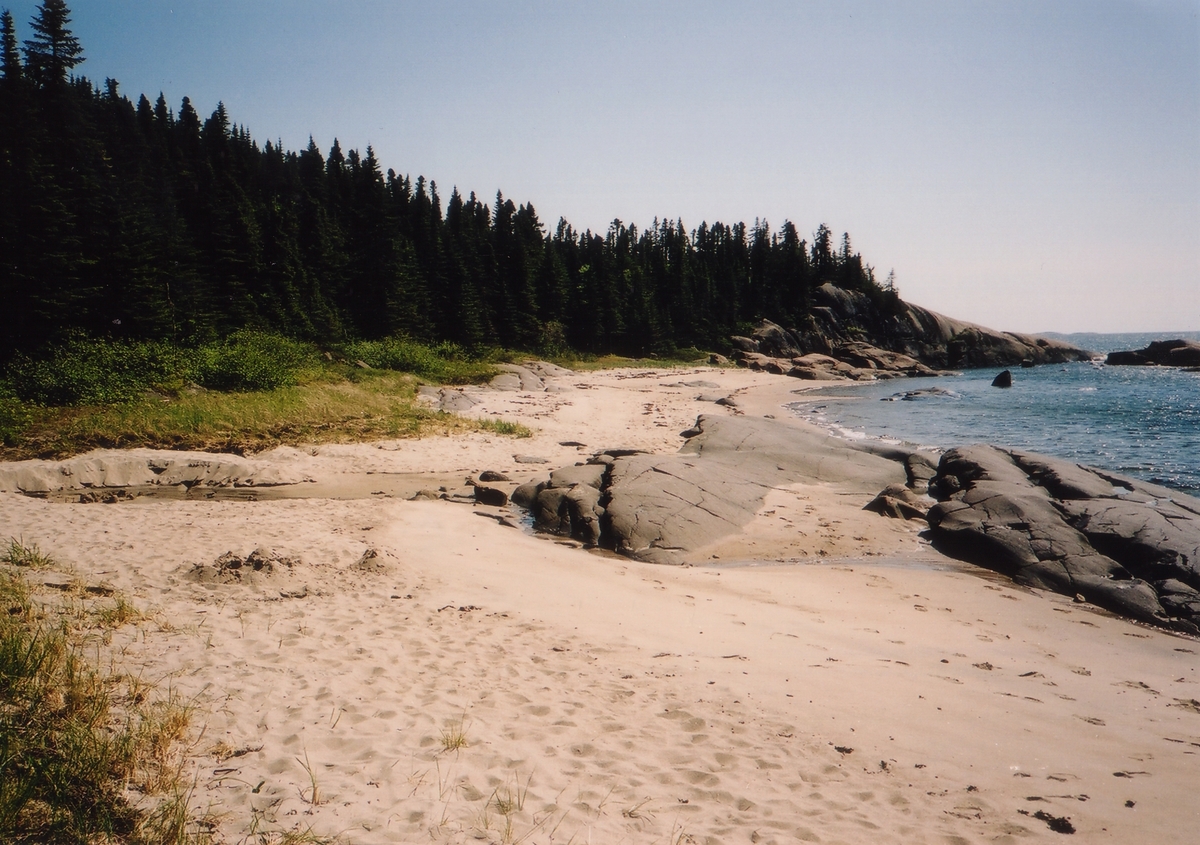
1,366,1197,843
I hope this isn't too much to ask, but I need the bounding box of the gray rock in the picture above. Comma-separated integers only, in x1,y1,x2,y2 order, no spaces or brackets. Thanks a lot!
522,414,915,564
751,320,805,358
864,483,934,520
926,445,1200,632
511,481,544,509
731,288,1092,371
492,364,546,392
473,485,509,507
513,455,550,464
521,360,574,378
489,372,523,391
549,463,607,489
1107,339,1200,368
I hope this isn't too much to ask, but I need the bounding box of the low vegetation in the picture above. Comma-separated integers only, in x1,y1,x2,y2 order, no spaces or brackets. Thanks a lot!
0,544,195,844
1,539,348,843
0,333,533,459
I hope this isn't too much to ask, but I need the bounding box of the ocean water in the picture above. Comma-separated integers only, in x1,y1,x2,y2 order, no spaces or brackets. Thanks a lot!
786,332,1200,494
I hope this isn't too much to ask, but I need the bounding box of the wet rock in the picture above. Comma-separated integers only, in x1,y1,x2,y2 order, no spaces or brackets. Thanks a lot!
991,370,1013,388
472,485,509,507
511,481,544,509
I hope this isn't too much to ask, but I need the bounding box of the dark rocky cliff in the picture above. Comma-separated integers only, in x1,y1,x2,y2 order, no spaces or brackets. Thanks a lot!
732,283,1093,377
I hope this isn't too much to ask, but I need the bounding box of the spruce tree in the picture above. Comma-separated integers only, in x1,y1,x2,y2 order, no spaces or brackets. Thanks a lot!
1,9,22,83
22,0,82,86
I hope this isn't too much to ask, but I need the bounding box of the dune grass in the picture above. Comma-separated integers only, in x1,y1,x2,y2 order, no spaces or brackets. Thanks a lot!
0,540,347,844
1,369,529,460
0,557,197,843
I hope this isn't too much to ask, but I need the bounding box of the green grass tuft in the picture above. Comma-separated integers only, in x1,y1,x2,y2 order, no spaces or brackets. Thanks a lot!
2,537,53,569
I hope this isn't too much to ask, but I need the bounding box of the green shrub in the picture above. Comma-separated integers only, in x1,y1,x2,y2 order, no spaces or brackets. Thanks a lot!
0,393,33,446
191,331,317,392
3,337,184,406
341,337,496,384
1,333,325,406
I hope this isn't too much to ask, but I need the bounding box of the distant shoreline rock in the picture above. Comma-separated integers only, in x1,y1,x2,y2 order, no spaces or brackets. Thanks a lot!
730,284,1092,380
1105,339,1200,369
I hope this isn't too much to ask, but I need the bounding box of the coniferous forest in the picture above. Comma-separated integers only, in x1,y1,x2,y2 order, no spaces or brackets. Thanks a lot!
0,1,898,365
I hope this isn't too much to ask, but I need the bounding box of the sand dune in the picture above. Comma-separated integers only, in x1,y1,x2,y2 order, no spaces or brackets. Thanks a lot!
1,365,1197,843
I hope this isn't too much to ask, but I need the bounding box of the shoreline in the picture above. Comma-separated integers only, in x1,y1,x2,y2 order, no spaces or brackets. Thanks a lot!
2,364,1198,843
780,361,1200,495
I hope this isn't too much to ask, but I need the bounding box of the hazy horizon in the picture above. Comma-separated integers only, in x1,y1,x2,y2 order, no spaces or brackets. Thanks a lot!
5,0,1197,334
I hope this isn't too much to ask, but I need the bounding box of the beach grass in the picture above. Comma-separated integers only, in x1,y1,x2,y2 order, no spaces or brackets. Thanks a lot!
1,370,529,460
0,333,727,458
0,566,198,843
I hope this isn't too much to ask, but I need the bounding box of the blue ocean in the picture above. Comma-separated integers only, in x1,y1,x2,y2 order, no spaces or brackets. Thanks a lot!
786,332,1200,494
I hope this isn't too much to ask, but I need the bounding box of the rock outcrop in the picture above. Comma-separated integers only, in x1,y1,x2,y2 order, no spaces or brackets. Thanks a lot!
0,452,310,495
926,445,1200,633
730,284,1092,378
1106,339,1200,368
520,414,933,564
417,360,573,412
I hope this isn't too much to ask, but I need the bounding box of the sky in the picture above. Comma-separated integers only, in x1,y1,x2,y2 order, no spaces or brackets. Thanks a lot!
7,0,1198,333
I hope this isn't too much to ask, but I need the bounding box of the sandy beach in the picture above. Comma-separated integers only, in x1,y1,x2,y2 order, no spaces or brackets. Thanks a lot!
2,365,1197,844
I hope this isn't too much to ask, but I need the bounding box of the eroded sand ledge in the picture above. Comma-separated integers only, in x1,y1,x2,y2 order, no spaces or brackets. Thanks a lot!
1,365,1197,843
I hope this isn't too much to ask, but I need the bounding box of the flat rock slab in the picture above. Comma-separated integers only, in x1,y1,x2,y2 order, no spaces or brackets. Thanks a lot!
0,452,311,494
927,445,1200,632
524,414,912,564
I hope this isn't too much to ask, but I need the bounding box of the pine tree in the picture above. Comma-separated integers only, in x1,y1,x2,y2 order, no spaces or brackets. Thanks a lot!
1,9,22,83
22,0,83,86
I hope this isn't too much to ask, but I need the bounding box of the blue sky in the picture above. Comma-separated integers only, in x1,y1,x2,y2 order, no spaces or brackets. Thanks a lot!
7,1,1198,332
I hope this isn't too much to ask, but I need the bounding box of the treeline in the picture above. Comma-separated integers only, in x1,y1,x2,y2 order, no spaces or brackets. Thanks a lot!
0,1,898,363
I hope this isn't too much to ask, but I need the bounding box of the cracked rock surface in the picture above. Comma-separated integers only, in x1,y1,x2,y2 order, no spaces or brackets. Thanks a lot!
525,414,914,564
927,445,1200,632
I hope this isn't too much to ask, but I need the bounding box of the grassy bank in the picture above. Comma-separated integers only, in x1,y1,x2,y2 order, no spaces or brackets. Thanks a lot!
0,335,532,460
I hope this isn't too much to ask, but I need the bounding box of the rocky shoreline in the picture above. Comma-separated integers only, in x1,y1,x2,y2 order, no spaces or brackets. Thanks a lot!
728,285,1092,381
924,446,1200,634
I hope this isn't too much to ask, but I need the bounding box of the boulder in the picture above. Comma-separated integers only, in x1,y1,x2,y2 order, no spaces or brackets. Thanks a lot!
511,481,544,509
926,445,1200,632
530,462,610,545
991,370,1012,388
472,485,509,507
751,320,804,359
864,483,933,520
491,363,547,392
